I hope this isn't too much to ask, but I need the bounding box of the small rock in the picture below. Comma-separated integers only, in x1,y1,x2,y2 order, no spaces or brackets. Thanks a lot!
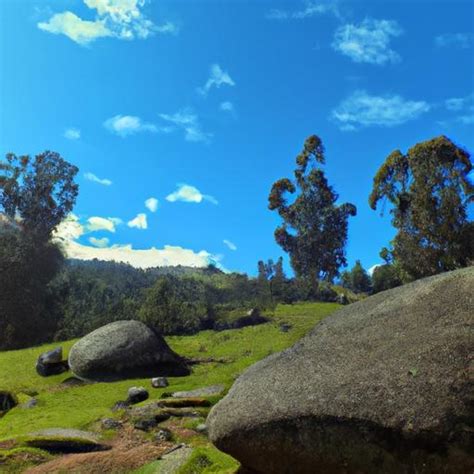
111,400,130,412
39,347,63,364
279,323,292,333
172,385,225,398
152,377,169,388
0,391,18,413
195,423,208,434
156,428,172,441
21,398,38,409
127,386,149,405
133,417,158,432
36,347,69,377
101,418,122,430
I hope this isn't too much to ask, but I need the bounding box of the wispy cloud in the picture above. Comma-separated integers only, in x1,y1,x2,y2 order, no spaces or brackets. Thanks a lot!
435,33,473,49
443,93,474,125
331,90,430,130
145,197,159,213
89,236,110,248
332,18,403,65
127,213,148,230
223,239,237,251
198,64,235,96
64,127,81,140
54,214,223,269
220,101,235,113
159,108,212,143
84,172,112,186
166,183,218,205
266,1,340,20
38,0,177,46
104,115,161,137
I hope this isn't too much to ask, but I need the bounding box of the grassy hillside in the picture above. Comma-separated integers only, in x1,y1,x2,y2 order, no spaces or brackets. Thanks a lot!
0,302,339,472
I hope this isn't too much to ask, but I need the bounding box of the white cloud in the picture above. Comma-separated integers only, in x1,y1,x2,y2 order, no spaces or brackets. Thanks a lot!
435,33,473,49
159,108,212,143
38,12,111,45
331,90,430,130
220,101,234,113
145,197,159,212
128,213,148,229
166,183,218,205
84,172,112,186
266,1,340,20
104,115,159,137
198,64,235,96
223,239,237,251
64,127,81,140
332,18,403,65
89,236,110,248
54,215,222,269
86,216,120,233
38,0,177,45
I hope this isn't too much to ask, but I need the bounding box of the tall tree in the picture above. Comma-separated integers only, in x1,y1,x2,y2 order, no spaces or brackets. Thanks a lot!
340,260,372,294
0,151,79,349
269,135,356,289
1,151,79,239
369,136,474,280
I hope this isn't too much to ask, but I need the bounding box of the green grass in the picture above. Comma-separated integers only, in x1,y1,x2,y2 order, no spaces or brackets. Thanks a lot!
0,302,339,471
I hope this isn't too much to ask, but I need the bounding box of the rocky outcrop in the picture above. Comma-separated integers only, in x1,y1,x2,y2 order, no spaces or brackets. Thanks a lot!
208,267,474,474
68,320,190,382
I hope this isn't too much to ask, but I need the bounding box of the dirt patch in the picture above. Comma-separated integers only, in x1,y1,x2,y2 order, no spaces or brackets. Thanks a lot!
24,426,173,474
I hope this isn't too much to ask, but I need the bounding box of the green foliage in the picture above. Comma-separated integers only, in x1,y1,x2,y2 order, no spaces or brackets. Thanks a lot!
369,136,474,280
269,135,357,287
0,151,79,350
371,264,403,294
0,151,78,239
340,260,372,294
139,276,211,334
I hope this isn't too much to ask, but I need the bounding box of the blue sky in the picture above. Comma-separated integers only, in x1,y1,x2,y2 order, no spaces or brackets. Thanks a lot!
1,0,473,275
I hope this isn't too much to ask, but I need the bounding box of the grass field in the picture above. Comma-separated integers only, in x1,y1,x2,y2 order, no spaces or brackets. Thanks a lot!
0,302,340,472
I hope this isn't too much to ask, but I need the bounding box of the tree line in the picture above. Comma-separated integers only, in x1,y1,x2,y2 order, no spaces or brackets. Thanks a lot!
0,135,473,349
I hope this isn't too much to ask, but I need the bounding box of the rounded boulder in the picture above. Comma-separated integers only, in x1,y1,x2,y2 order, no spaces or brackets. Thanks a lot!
208,267,474,474
68,320,190,382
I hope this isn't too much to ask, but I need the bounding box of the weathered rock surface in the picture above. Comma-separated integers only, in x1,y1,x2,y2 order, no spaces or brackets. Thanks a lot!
152,376,169,388
25,428,110,453
68,320,190,381
208,267,474,474
127,386,149,405
36,347,69,377
172,384,225,398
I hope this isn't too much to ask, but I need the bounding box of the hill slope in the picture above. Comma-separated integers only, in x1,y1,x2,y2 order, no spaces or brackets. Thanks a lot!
0,302,339,473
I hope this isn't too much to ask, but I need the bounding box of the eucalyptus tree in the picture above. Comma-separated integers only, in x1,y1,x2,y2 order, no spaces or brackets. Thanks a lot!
269,135,357,290
369,135,473,280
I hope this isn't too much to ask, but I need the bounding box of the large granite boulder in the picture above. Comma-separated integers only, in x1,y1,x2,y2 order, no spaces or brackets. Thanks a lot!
68,320,190,381
208,267,474,474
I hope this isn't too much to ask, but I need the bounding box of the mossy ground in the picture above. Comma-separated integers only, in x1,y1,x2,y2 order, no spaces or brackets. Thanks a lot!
0,302,339,472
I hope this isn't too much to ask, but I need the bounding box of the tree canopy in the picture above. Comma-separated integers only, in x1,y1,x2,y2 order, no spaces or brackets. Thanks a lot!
269,135,357,286
369,135,474,280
